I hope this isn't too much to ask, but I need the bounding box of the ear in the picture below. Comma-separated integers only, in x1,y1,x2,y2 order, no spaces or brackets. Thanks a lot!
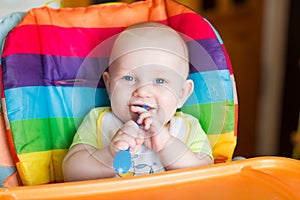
102,71,111,95
177,79,194,108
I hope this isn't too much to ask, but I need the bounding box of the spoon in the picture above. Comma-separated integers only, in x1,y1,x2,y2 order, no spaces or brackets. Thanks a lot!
113,105,148,175
113,147,131,174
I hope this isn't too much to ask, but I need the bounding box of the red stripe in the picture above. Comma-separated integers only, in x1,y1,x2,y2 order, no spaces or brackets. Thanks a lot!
234,104,238,137
222,45,233,75
3,13,217,57
6,130,19,163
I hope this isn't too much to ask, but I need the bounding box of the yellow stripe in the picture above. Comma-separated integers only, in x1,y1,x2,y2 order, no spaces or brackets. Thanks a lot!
207,132,236,162
17,149,68,186
97,109,111,149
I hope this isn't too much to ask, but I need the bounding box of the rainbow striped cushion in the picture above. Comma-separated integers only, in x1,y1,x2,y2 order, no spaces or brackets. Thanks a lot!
1,0,237,186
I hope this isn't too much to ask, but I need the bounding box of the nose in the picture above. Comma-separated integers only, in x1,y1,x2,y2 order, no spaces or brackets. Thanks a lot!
133,85,153,98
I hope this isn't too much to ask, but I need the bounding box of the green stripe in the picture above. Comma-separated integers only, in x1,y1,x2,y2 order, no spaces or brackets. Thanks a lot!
11,117,83,154
181,100,235,134
11,102,235,154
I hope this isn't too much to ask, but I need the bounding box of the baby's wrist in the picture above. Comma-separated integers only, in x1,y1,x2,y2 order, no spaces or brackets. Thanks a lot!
158,137,188,168
160,135,174,151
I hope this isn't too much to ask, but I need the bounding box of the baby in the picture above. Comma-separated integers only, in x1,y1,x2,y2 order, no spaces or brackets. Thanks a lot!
62,22,213,181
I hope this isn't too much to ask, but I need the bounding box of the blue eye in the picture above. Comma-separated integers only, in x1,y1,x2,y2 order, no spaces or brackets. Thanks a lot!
155,78,166,84
123,76,135,82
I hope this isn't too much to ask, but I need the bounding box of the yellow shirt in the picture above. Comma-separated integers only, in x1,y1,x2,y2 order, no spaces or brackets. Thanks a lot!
71,107,212,176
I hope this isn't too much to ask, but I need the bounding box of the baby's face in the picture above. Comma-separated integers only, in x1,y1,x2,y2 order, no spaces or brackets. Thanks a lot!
104,49,191,124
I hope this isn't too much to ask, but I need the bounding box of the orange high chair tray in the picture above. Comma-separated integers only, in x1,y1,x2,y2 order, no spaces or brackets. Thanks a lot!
1,156,300,199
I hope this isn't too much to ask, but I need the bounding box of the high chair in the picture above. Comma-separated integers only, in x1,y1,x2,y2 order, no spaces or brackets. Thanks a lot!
0,0,300,199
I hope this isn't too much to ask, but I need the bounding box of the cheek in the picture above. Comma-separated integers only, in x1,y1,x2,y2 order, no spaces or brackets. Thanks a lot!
157,87,180,104
109,84,130,110
157,89,179,116
162,99,178,113
109,82,132,98
109,88,132,122
110,87,131,105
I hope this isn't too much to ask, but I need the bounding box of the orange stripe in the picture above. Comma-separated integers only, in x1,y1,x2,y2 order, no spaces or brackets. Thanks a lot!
18,0,194,28
20,2,162,27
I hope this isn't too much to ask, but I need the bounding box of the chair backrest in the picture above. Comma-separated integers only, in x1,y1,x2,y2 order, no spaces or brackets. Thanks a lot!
0,0,238,186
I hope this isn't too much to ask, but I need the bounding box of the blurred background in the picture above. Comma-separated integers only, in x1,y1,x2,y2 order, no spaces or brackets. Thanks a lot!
0,0,299,159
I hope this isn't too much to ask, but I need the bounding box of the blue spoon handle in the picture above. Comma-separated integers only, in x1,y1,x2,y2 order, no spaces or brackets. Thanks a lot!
113,105,148,175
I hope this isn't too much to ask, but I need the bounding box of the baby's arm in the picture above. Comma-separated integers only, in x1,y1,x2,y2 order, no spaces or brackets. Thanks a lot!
62,143,116,181
143,125,212,170
158,116,213,169
62,120,143,181
159,136,213,170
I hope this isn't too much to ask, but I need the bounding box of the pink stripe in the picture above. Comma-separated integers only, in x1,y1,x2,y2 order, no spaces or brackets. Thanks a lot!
3,13,218,57
3,25,124,57
168,13,218,41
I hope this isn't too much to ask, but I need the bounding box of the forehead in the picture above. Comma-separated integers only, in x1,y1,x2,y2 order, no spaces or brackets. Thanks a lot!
109,25,188,66
109,49,189,77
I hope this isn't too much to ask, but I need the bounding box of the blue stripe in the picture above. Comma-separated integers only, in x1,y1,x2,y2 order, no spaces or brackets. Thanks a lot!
5,70,233,121
5,86,110,122
185,70,233,105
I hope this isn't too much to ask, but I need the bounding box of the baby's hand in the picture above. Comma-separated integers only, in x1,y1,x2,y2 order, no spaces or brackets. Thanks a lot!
130,105,172,152
110,120,144,155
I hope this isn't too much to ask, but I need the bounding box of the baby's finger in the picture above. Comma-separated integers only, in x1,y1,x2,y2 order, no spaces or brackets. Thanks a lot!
113,134,134,146
113,133,137,150
112,140,130,151
136,112,151,125
130,105,148,112
143,117,152,130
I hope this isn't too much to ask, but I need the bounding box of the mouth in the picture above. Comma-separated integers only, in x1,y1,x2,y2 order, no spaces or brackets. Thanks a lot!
128,103,157,122
130,103,155,111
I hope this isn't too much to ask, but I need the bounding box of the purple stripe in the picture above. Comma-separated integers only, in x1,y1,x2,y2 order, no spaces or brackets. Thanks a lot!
2,38,228,89
188,39,228,73
2,54,108,89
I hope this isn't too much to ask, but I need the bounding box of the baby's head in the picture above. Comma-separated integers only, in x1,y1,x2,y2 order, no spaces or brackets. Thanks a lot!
103,22,193,123
109,22,189,77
